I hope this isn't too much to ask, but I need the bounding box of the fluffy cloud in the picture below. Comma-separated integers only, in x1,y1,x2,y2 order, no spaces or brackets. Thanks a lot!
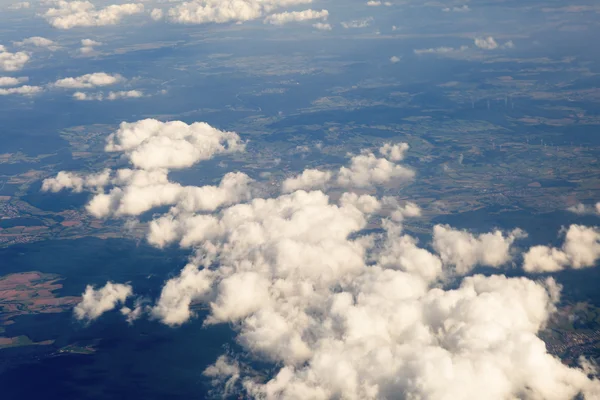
282,169,332,193
567,202,600,215
523,225,600,273
390,55,401,63
150,8,164,21
167,0,312,25
14,36,59,51
0,76,27,86
73,90,143,101
54,72,123,89
0,46,30,71
74,282,133,321
0,85,42,95
312,22,332,31
337,151,414,188
433,225,526,275
44,138,600,399
264,9,328,25
43,0,144,29
80,38,102,54
474,36,514,50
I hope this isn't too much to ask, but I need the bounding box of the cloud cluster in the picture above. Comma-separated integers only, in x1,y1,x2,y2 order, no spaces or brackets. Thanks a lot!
53,72,123,89
0,76,28,87
0,45,30,71
341,17,373,29
0,85,42,95
14,36,59,51
166,0,312,25
264,9,328,25
80,38,102,54
74,282,133,321
568,202,600,216
48,132,600,398
474,36,514,50
43,0,144,29
524,225,600,273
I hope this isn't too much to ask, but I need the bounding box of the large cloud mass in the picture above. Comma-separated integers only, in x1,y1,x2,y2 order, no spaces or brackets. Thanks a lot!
43,0,144,29
46,122,600,399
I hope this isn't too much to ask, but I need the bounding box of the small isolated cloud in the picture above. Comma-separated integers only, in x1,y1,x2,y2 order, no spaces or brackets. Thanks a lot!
80,38,102,54
53,72,123,89
264,9,328,25
0,45,30,71
523,225,600,273
167,0,313,25
568,202,600,215
0,76,28,87
443,5,470,12
74,282,133,321
414,45,468,55
43,0,145,29
313,22,332,31
73,90,143,101
474,36,515,50
0,85,42,96
8,1,30,9
150,8,164,21
367,0,391,5
14,36,60,51
390,55,401,63
341,17,373,29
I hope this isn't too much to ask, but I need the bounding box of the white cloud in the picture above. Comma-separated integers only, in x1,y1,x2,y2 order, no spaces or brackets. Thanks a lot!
0,47,30,71
0,85,42,95
443,5,470,12
414,45,468,55
474,36,499,50
53,72,123,89
379,142,408,161
0,76,27,87
264,9,328,25
14,36,59,51
433,225,526,275
337,151,414,188
390,55,401,63
73,90,143,101
341,17,373,29
282,169,332,193
150,8,164,21
8,1,30,9
312,22,332,31
43,1,144,29
74,282,133,321
523,225,600,273
167,0,313,25
80,38,102,54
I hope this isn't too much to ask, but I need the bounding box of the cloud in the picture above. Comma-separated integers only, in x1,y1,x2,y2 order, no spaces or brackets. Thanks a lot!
367,1,391,6
474,37,515,50
568,202,600,215
0,85,42,95
443,5,470,12
74,282,133,321
0,46,30,71
53,72,123,89
433,225,526,275
414,45,468,55
282,169,332,193
0,76,28,87
341,17,373,29
264,9,328,25
312,22,332,31
337,151,414,188
73,90,143,101
166,0,313,25
8,1,30,9
523,225,600,273
43,0,144,29
44,138,600,399
80,38,102,54
150,8,164,21
14,36,60,51
390,55,401,63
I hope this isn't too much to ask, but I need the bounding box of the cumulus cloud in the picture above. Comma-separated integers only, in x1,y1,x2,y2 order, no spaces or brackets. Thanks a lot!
337,151,414,188
523,225,600,273
74,282,133,321
0,46,30,71
341,17,373,29
567,202,600,215
79,38,102,54
0,76,27,86
167,0,313,25
282,169,332,193
0,85,42,95
474,36,515,50
14,36,60,51
43,0,144,29
312,22,332,31
264,9,328,25
150,8,164,21
44,136,600,399
73,90,143,101
390,55,401,63
433,225,526,275
53,72,123,89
